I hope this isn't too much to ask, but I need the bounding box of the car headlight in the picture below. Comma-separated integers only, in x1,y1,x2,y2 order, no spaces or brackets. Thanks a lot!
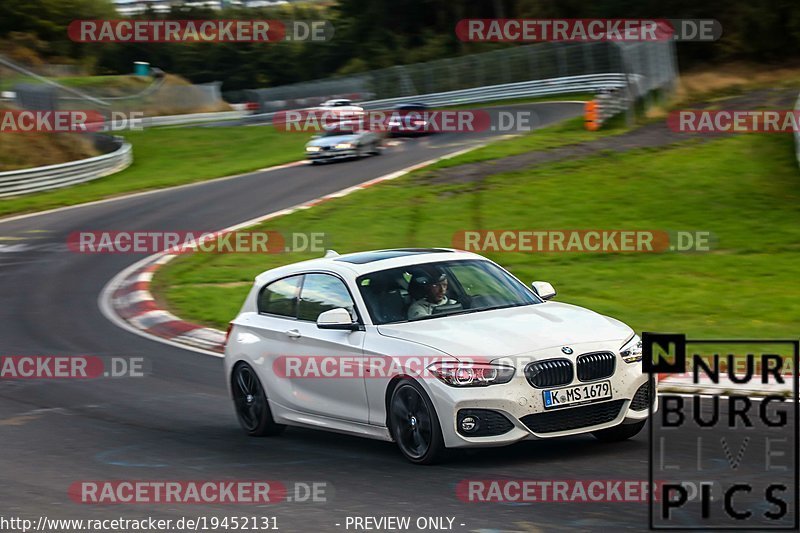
306,146,321,152
334,142,353,150
426,362,515,387
620,334,643,363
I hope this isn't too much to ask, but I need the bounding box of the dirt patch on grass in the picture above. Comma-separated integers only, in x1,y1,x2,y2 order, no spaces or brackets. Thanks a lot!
0,131,98,171
424,88,798,186
677,62,800,103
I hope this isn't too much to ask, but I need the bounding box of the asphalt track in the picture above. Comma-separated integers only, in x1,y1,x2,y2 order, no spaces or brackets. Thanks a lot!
0,101,794,533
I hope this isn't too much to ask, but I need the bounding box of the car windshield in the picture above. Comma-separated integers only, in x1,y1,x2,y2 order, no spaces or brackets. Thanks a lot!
357,259,540,325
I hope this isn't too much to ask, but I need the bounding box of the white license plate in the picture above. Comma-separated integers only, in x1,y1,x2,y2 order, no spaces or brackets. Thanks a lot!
543,380,612,409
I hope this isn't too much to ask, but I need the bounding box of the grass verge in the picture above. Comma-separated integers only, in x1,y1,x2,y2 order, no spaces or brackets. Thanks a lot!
0,98,597,218
155,130,800,339
0,127,309,218
428,114,627,170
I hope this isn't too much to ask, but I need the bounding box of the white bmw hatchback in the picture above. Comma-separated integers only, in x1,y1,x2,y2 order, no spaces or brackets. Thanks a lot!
224,248,656,464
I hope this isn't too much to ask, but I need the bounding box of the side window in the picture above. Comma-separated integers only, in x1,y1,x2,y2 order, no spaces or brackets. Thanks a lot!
297,274,356,322
258,275,302,318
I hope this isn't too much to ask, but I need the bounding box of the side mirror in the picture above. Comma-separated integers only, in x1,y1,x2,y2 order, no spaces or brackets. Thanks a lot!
531,281,556,300
317,308,360,331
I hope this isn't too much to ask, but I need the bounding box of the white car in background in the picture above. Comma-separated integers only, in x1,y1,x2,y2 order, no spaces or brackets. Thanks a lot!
318,98,364,113
224,249,655,464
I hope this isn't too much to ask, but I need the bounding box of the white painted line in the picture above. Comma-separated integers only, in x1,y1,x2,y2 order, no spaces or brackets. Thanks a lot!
99,255,223,358
1,100,588,227
98,142,493,357
128,309,181,330
124,290,153,304
0,161,305,227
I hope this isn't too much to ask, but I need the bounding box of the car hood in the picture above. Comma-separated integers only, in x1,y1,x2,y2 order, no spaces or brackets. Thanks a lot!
307,134,358,147
376,302,632,358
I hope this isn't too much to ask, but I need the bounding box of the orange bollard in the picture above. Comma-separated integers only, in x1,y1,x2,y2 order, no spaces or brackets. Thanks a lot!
584,100,600,131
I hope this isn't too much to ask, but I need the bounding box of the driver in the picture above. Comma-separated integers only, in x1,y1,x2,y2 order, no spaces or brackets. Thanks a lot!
407,268,457,319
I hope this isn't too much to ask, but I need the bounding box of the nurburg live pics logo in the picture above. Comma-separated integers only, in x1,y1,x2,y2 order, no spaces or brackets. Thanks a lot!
644,332,799,529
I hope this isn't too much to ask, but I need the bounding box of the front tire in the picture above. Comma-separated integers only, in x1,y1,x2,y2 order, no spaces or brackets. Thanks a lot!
231,362,286,437
592,420,645,442
388,379,446,465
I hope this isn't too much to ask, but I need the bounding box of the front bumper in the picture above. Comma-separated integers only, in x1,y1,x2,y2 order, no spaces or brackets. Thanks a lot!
423,351,657,448
306,148,357,161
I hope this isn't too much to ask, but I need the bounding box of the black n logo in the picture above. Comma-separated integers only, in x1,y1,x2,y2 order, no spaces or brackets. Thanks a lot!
642,332,686,374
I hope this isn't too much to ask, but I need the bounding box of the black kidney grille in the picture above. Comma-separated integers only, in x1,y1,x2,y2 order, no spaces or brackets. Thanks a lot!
630,381,655,411
525,358,573,388
576,351,616,381
521,399,625,434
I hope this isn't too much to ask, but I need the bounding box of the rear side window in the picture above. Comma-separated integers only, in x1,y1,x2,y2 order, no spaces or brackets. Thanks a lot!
258,276,302,317
297,273,356,322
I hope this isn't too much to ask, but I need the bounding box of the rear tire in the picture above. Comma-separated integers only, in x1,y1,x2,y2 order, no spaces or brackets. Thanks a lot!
370,141,381,155
592,420,645,442
388,379,447,465
231,362,286,437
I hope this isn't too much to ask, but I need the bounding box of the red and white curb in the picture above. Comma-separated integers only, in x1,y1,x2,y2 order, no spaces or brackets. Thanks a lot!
102,263,795,396
99,144,490,358
97,145,795,397
108,255,227,354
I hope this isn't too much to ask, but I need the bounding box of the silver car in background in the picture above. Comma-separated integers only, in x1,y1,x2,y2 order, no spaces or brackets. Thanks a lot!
305,127,382,163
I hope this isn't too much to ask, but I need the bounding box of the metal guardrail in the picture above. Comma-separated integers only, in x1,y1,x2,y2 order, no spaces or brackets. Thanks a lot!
152,72,643,128
0,139,132,198
595,87,628,124
358,73,635,109
0,72,645,198
143,110,248,127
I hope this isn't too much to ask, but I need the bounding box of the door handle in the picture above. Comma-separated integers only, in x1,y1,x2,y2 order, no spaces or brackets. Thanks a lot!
285,329,302,339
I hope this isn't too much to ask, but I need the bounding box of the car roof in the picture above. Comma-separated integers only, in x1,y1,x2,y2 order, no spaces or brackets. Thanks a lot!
334,248,453,264
254,248,487,285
